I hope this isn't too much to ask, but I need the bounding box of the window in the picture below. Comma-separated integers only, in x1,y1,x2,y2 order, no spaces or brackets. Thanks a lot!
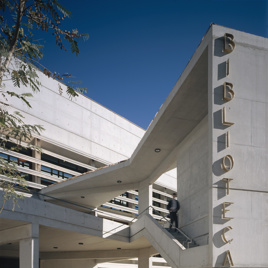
110,192,129,207
0,141,32,169
3,141,32,156
41,153,87,173
0,153,32,180
153,192,161,199
41,165,72,179
21,172,32,182
153,201,161,207
41,178,53,186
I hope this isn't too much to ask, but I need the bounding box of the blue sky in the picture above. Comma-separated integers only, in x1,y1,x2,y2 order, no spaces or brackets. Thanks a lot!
39,0,268,129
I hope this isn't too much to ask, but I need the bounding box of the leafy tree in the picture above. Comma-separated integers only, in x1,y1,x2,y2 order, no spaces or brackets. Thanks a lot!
0,0,88,213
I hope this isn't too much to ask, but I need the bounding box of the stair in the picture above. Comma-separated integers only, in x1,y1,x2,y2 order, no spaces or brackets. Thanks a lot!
165,228,198,249
131,213,200,268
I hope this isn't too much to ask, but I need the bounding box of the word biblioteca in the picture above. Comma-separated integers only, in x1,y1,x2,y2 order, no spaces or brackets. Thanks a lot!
219,33,236,267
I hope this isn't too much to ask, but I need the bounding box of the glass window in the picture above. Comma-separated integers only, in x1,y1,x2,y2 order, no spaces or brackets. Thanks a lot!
153,192,161,199
0,153,8,160
41,178,53,186
63,173,72,179
121,192,128,198
41,153,87,173
18,158,31,169
21,172,32,182
41,165,51,174
2,141,32,155
153,201,161,207
110,195,129,207
41,165,73,180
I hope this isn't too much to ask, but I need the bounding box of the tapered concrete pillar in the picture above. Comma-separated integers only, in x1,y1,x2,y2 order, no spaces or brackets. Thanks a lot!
138,248,153,268
19,224,39,268
138,181,152,216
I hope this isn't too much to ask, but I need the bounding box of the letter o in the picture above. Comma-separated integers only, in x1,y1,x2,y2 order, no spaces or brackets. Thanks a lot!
222,155,234,172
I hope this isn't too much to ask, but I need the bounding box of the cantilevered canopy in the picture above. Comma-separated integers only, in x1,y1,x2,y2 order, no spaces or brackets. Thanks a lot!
41,31,209,209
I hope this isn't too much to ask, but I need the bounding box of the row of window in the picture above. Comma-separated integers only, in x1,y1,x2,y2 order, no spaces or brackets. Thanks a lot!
0,141,89,187
41,165,72,180
41,153,87,173
110,192,129,207
1,141,169,218
106,191,163,215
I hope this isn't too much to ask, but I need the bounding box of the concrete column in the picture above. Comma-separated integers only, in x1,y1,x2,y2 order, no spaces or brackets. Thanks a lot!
20,238,39,268
32,138,41,184
138,248,153,268
138,181,153,216
19,223,39,268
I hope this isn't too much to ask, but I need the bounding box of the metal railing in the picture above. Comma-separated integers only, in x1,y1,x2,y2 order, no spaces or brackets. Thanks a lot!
129,205,195,249
2,183,195,248
155,211,195,248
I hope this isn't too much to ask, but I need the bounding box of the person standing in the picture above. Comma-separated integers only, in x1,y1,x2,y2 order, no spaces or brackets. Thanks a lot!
167,193,180,231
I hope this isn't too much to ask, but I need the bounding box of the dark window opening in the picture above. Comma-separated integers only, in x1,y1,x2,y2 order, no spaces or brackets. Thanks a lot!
153,192,161,199
110,192,129,207
41,153,87,173
153,201,161,215
153,201,161,207
2,141,32,156
41,165,72,180
0,153,32,181
41,178,54,186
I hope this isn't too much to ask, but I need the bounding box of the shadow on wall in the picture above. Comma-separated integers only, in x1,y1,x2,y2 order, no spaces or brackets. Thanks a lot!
214,37,226,57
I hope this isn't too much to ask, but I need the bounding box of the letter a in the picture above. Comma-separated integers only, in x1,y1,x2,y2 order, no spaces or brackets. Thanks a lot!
223,250,234,266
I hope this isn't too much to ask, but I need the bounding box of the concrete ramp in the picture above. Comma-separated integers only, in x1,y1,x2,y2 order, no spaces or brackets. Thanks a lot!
130,214,185,268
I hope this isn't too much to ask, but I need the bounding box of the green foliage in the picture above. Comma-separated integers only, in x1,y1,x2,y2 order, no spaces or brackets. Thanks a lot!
0,108,44,213
0,159,27,214
0,109,44,144
68,80,87,95
0,0,88,97
0,0,87,212
67,86,79,98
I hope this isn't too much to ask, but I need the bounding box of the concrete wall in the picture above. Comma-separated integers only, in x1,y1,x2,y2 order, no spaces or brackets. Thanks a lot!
177,117,209,246
4,68,144,164
4,65,177,188
210,25,268,267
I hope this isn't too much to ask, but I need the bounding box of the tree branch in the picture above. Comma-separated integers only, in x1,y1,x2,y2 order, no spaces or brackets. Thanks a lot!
0,0,26,85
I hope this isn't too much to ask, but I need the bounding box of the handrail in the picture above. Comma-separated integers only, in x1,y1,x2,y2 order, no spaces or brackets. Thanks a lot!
4,184,133,228
149,207,194,248
3,184,195,247
129,205,194,248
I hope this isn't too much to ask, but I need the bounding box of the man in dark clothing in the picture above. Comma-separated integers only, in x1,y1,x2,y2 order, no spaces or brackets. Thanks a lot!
167,193,180,230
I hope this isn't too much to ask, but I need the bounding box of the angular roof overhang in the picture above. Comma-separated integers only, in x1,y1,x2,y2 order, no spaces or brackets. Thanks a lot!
41,25,211,209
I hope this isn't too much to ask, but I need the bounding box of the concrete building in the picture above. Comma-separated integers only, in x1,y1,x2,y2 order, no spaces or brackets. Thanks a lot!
0,24,267,268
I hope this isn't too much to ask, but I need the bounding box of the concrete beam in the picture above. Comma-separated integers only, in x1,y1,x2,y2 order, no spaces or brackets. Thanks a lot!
0,195,129,243
40,259,96,268
0,224,33,245
41,249,140,259
42,182,139,209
